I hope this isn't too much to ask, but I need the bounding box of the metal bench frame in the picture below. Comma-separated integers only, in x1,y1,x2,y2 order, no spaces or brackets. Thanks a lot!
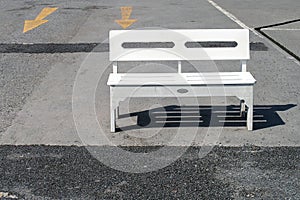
107,29,256,132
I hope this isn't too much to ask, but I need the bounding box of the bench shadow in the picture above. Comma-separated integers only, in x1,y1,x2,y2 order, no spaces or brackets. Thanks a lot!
117,104,296,131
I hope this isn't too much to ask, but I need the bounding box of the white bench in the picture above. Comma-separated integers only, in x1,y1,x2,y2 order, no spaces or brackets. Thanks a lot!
107,29,256,132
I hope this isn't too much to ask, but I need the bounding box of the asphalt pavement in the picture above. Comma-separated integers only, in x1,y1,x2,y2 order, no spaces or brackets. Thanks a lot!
1,145,300,199
0,0,299,199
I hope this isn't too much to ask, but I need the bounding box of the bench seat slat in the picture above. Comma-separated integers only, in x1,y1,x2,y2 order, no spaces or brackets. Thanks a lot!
107,72,256,86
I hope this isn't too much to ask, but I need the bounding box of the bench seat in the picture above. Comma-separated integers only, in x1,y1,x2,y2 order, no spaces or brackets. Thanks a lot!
108,72,256,86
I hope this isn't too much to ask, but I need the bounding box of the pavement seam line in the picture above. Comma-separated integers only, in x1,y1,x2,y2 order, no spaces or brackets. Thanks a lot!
255,29,300,64
263,28,300,31
255,18,300,30
255,18,300,65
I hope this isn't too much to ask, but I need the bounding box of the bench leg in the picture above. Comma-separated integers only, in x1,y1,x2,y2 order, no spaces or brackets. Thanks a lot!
110,108,116,132
110,87,116,133
246,86,254,131
247,105,253,131
116,106,120,119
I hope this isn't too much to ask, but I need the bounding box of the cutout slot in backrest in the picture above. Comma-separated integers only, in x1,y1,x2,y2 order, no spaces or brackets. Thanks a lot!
122,42,175,48
185,41,238,48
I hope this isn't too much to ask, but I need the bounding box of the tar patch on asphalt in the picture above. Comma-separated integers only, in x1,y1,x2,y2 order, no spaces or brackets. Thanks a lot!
250,42,268,51
0,42,267,53
0,43,109,53
0,145,299,199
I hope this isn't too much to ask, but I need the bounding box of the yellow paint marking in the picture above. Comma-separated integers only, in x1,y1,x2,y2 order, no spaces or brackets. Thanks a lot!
23,20,49,33
115,7,137,29
120,7,133,20
23,7,58,33
35,7,58,20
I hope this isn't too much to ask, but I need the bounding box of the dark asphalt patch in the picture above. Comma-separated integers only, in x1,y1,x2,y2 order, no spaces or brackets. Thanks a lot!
250,42,268,51
0,145,299,199
62,5,112,11
0,42,267,54
0,43,109,54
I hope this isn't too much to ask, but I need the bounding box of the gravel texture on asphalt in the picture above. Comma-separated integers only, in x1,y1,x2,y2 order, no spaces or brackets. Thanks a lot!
0,145,299,199
0,54,63,133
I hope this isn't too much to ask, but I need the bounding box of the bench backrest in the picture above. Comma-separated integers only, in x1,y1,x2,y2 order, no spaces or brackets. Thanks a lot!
109,29,250,61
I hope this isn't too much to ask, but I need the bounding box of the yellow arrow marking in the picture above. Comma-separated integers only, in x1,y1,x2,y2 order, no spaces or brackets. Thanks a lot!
115,7,137,29
23,7,58,33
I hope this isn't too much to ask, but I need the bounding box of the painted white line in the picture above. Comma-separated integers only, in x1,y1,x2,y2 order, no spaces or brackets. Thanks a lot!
264,28,300,31
207,0,260,36
219,120,267,123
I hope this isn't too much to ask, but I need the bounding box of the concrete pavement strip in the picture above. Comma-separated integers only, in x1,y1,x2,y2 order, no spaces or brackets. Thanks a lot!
0,0,300,146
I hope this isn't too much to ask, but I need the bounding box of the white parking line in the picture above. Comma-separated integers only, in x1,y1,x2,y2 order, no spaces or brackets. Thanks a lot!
207,0,260,36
